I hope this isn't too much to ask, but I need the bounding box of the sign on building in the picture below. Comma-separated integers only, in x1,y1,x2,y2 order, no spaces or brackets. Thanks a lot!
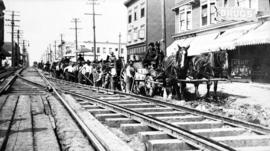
217,7,257,21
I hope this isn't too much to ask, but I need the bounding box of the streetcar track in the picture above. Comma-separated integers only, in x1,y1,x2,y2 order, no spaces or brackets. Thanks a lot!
44,73,270,151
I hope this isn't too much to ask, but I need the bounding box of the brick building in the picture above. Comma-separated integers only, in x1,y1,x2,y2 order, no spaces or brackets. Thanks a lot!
169,0,270,82
124,0,175,60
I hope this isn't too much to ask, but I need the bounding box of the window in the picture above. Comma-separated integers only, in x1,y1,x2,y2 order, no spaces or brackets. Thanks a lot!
97,47,100,53
128,14,132,23
103,47,106,53
134,12,137,21
237,0,252,8
115,48,118,52
141,8,145,18
224,0,228,7
186,11,192,30
121,48,124,54
201,4,208,26
179,12,185,31
210,2,216,24
91,47,94,52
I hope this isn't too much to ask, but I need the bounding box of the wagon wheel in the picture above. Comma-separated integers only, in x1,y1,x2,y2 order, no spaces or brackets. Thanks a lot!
145,75,155,97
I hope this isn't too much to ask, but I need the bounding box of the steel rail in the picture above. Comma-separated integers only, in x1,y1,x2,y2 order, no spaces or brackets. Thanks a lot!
35,69,107,151
47,76,270,134
0,68,24,95
60,86,237,151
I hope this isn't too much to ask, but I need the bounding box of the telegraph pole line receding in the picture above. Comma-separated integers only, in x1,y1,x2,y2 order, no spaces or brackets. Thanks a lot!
54,40,57,60
161,0,167,56
70,18,82,51
6,11,20,67
85,0,102,61
118,33,121,58
60,34,64,58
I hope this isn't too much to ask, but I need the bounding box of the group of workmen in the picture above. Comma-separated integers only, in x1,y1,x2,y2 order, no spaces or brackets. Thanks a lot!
39,41,165,93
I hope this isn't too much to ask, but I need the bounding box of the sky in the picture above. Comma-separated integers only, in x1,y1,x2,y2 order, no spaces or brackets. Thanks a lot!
4,0,127,64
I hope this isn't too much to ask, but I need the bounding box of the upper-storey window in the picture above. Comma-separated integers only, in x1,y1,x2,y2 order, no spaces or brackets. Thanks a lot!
210,2,216,24
141,8,145,18
186,11,192,30
128,14,132,23
134,10,137,21
179,11,186,31
201,4,208,26
237,0,252,8
177,5,192,32
201,0,217,26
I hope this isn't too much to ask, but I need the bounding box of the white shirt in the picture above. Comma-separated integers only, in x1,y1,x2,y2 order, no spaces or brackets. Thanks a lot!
64,65,75,73
81,64,93,75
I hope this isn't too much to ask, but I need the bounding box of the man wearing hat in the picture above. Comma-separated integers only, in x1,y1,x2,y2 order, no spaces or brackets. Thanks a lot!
155,41,164,69
143,42,157,68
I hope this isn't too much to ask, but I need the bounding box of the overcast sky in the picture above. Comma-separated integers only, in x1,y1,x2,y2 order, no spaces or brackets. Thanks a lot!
4,0,127,64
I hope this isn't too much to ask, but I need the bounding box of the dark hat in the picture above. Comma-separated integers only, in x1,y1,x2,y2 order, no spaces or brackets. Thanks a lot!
155,41,160,46
148,42,154,47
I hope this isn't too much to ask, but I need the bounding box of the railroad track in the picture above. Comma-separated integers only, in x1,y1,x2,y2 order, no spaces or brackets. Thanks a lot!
0,69,16,86
1,68,128,151
42,72,270,151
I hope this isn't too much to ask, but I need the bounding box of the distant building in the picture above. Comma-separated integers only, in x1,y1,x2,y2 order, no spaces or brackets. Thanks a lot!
169,0,270,82
124,0,175,60
79,41,127,62
0,0,5,68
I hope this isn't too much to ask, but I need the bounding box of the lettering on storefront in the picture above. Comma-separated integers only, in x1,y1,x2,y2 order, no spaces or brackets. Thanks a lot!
217,7,257,21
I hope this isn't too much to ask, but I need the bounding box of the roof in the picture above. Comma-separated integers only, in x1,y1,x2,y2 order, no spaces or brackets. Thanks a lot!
124,0,138,7
235,21,270,46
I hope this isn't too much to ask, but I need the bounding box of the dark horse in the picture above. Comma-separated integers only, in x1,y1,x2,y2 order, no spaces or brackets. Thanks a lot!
187,50,229,98
162,45,189,100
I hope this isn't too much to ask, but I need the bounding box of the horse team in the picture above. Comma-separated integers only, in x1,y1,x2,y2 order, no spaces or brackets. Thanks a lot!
37,42,229,100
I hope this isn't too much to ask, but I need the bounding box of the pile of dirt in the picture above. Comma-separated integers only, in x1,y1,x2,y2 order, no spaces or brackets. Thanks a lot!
169,96,270,127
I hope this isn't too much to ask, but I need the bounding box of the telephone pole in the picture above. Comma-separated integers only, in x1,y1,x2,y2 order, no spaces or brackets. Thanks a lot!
161,0,167,56
5,11,20,67
54,40,57,60
118,32,121,58
60,34,64,57
85,0,102,61
70,18,82,51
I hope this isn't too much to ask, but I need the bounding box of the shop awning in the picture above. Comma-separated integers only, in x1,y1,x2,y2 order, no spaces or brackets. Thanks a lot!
167,37,194,56
235,21,270,46
187,33,219,56
208,23,259,51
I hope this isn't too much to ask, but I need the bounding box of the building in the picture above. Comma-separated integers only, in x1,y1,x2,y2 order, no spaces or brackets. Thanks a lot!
0,0,5,68
169,0,270,82
78,41,127,62
1,42,21,67
124,0,175,60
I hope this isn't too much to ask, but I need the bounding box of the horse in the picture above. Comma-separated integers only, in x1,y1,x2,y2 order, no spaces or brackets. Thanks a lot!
162,45,189,100
187,50,229,98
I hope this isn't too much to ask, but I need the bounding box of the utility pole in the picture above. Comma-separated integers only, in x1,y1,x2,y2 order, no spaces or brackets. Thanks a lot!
60,34,64,58
5,11,20,67
85,0,102,61
161,0,167,56
49,44,52,63
118,32,121,58
70,18,82,51
54,40,57,60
